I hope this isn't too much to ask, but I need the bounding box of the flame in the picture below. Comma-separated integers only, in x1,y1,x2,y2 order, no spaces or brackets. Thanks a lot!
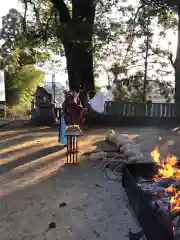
151,146,160,164
151,144,180,212
165,186,180,212
170,190,180,212
151,146,180,179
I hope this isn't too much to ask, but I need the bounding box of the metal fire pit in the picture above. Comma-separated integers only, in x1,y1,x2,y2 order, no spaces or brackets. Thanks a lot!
122,162,178,240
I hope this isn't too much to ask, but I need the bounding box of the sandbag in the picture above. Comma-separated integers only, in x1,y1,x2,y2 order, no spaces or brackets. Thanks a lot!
120,143,133,153
108,131,117,144
107,132,131,147
127,158,138,164
105,129,115,140
92,148,102,153
120,134,129,138
128,154,145,162
122,144,142,157
116,137,134,149
137,142,150,153
89,151,106,161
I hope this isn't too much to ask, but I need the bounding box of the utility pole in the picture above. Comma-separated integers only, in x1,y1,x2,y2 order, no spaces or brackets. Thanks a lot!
143,14,150,103
143,34,149,103
52,73,56,104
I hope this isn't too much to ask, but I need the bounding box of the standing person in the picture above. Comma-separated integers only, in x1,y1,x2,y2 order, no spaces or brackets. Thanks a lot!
59,91,68,146
59,90,85,145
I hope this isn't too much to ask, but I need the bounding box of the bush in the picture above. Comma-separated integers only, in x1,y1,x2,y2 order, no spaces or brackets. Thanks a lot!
7,104,31,118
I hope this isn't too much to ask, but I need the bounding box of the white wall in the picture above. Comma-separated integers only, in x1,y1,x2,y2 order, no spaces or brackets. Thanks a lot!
0,70,5,102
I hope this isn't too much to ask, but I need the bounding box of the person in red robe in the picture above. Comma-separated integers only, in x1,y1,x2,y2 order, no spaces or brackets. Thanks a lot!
63,91,85,125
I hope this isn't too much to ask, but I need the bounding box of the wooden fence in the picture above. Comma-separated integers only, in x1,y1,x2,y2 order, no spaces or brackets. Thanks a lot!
104,102,180,118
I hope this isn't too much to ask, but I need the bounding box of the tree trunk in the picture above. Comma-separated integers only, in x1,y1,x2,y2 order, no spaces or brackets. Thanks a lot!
63,41,95,92
51,0,95,93
174,7,180,103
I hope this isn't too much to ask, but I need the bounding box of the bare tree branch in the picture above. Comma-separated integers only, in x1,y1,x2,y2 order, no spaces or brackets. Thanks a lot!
168,52,175,69
43,7,55,41
27,0,41,27
124,4,144,63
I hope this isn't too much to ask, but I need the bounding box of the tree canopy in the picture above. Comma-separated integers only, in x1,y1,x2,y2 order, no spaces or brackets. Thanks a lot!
1,0,180,105
0,8,49,106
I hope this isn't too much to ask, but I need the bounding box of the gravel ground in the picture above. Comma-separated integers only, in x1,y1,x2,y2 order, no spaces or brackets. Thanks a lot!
0,123,179,240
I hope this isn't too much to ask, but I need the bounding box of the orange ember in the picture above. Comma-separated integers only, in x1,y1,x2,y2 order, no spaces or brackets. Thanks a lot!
151,144,180,212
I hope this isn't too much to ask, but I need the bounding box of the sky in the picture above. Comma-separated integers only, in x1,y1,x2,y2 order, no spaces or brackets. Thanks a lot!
0,0,20,19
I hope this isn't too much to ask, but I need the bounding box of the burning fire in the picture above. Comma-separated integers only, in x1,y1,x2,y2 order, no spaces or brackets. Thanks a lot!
165,186,180,212
151,145,180,212
151,146,180,179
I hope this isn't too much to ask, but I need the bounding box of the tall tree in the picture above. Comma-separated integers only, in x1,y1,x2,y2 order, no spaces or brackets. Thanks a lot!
103,2,175,102
19,0,96,93
142,0,180,103
0,8,48,105
20,0,122,94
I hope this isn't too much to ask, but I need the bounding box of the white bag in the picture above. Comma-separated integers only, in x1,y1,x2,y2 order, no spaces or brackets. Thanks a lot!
116,137,134,149
128,155,144,162
108,132,117,144
120,143,133,153
89,151,106,161
105,129,115,140
123,144,142,157
120,134,129,138
136,142,149,152
127,158,138,164
92,148,102,153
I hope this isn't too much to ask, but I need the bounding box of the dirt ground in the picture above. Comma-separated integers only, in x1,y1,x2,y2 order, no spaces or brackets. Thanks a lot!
0,122,180,240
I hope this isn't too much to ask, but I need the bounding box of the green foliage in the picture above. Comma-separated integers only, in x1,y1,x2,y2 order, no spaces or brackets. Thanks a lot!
3,46,46,105
12,64,45,104
141,0,180,8
100,2,176,102
12,0,179,102
7,103,31,118
113,87,130,101
0,8,49,106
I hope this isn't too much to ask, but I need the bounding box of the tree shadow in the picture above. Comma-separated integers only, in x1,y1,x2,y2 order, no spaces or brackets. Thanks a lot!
0,145,65,175
0,122,58,140
0,134,58,151
0,150,68,189
0,155,93,201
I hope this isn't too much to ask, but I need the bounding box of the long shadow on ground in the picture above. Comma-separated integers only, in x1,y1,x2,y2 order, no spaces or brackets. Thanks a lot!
0,145,65,175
